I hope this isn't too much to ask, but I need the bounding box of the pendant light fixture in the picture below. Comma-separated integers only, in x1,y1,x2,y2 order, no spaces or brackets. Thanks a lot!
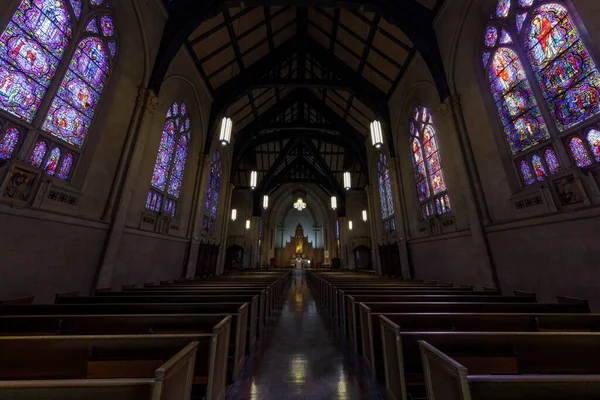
231,209,237,221
370,120,384,149
343,172,351,190
263,195,269,209
250,171,257,189
331,196,337,210
219,117,232,146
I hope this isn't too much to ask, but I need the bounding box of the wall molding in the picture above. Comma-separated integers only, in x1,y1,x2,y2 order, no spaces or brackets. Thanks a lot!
0,204,109,231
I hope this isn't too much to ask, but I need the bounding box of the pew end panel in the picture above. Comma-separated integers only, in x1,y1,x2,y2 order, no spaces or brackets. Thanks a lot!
207,315,231,400
379,315,407,400
153,341,198,400
419,340,471,400
357,302,376,379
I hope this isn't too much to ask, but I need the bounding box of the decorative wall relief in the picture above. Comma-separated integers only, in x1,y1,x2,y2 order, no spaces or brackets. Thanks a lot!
0,162,40,205
551,172,590,210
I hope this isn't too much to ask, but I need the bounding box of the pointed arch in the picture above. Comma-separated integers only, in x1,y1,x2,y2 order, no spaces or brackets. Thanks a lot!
409,106,451,219
202,151,222,233
146,101,192,219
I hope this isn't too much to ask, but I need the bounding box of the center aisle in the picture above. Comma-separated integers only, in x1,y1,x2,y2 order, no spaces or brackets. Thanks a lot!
231,270,366,400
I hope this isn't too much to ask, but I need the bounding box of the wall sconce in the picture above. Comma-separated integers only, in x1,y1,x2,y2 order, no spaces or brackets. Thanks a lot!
343,172,351,190
348,220,353,230
370,120,383,149
250,171,257,189
331,196,337,210
231,209,237,221
219,117,232,146
362,210,367,222
263,195,269,209
245,220,251,230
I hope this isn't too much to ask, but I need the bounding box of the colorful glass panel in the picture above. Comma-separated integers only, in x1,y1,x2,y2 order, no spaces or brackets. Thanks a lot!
531,154,546,181
0,0,72,121
90,0,103,6
57,152,74,179
499,29,513,44
108,41,116,58
44,146,60,175
516,13,527,33
496,0,511,18
520,160,535,185
0,127,20,159
100,15,115,37
586,129,600,163
378,153,395,223
482,52,491,67
167,133,189,198
163,198,176,218
544,148,561,173
85,19,99,33
485,26,498,48
525,4,600,131
145,190,162,213
489,48,550,154
569,136,592,167
152,120,176,190
203,152,222,231
29,140,47,167
70,0,82,19
43,37,109,147
518,0,534,7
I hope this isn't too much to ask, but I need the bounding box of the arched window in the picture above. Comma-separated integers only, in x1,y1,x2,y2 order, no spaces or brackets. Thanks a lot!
146,102,191,219
409,106,451,219
202,151,222,232
0,0,117,181
377,153,396,231
482,1,600,186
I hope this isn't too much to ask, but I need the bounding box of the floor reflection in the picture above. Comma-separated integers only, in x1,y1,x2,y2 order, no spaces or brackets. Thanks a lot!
246,271,364,400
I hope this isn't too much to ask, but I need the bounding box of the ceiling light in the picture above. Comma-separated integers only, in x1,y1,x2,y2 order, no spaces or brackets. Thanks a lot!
219,117,232,146
331,196,337,210
231,209,237,221
362,210,367,222
263,195,269,209
250,171,257,189
370,120,384,149
294,198,307,211
343,172,351,190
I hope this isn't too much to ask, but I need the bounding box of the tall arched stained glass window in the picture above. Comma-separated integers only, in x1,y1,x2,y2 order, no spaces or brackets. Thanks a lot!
0,0,117,183
377,153,396,232
203,152,222,232
482,0,600,186
146,102,192,219
409,106,451,220
0,127,20,159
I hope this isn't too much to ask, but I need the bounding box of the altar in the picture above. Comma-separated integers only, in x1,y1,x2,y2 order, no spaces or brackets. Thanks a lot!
275,223,314,269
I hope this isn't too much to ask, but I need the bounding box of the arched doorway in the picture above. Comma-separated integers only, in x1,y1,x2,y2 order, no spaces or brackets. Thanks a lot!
225,245,244,272
354,246,372,270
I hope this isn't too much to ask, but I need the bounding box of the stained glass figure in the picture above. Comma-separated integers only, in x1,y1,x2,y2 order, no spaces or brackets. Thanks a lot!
377,153,396,230
544,148,561,173
496,0,511,18
488,48,550,154
85,19,99,33
485,26,498,48
44,146,60,175
0,0,72,122
202,152,222,232
57,152,74,179
586,129,600,163
90,0,103,6
100,15,114,37
29,140,47,167
525,4,600,131
145,190,162,213
43,37,110,147
0,127,19,159
531,154,546,181
520,160,535,185
518,0,534,7
70,0,82,20
569,136,592,167
147,101,191,218
410,106,451,218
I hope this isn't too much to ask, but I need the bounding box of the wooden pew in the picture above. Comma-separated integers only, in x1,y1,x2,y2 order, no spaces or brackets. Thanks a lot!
0,342,198,400
0,334,228,400
377,327,600,400
0,303,248,381
419,338,600,400
356,301,591,380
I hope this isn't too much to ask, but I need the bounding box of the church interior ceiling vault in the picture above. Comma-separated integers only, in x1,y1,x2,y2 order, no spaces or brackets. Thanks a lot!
156,0,448,200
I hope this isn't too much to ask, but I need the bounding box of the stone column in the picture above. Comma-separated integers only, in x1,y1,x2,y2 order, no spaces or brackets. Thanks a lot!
364,185,382,274
94,88,159,290
215,183,235,275
185,153,209,278
338,216,351,269
388,156,412,278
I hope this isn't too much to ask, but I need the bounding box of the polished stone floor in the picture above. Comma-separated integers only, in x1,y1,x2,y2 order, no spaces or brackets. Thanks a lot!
228,270,367,399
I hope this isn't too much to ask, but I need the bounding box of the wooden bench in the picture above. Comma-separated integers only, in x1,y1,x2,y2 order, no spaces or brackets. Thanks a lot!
376,328,600,400
419,337,600,400
0,302,248,381
0,334,228,400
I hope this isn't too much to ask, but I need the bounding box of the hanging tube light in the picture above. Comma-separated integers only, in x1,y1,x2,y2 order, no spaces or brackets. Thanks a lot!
348,220,353,230
370,120,384,149
343,172,351,190
219,117,233,146
246,220,251,230
231,209,237,221
362,210,368,222
250,171,257,189
331,196,337,210
263,195,269,209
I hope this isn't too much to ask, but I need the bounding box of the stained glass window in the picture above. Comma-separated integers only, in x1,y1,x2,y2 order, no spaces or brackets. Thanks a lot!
377,153,396,231
29,140,47,167
70,0,82,20
57,153,74,179
146,101,192,219
483,0,600,187
0,127,20,159
410,106,451,219
525,4,600,131
569,136,592,167
586,129,600,163
0,0,72,122
44,147,60,175
100,16,115,37
85,19,99,34
203,152,222,232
